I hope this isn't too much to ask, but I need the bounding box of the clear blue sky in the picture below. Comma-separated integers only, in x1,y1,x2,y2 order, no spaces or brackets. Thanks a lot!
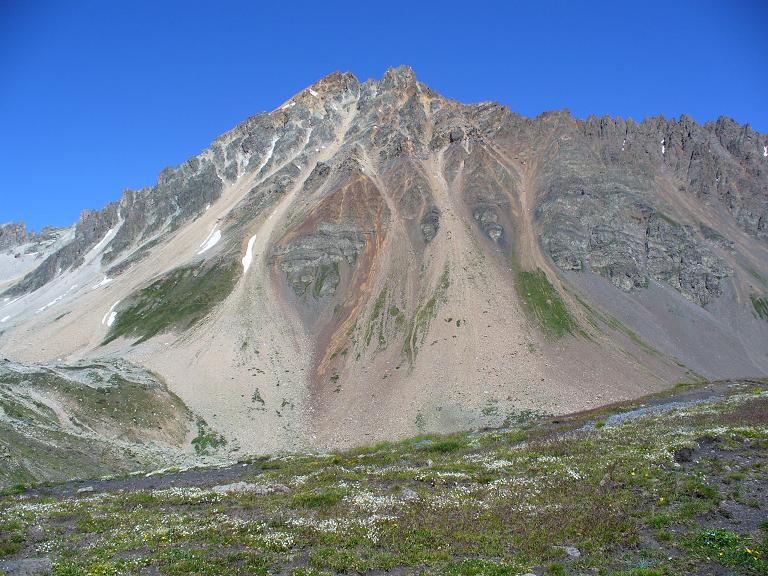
2,0,767,230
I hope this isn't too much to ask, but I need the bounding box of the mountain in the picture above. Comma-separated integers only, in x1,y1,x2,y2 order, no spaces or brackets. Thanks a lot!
1,66,767,482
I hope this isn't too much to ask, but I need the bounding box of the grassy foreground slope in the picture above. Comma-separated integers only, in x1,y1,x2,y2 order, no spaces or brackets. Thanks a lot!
0,359,197,487
1,380,766,576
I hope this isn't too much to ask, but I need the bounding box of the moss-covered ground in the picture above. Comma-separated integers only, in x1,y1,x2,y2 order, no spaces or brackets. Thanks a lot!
403,266,450,363
751,295,768,321
1,380,766,575
515,269,576,339
0,363,193,487
103,258,240,345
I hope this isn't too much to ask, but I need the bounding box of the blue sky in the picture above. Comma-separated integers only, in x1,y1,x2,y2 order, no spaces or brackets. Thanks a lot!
1,0,767,230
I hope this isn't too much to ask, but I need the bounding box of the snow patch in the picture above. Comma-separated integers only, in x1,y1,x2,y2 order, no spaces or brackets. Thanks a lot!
38,296,63,313
661,139,666,155
254,136,278,175
102,300,120,326
92,226,116,253
242,234,258,273
36,285,78,313
94,276,112,288
763,145,767,157
1,297,19,310
0,316,10,323
309,89,319,97
205,203,211,211
198,227,221,254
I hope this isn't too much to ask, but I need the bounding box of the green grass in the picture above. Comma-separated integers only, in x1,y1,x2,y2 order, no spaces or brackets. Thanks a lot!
191,418,227,455
1,380,766,576
441,559,522,575
312,262,340,299
291,488,346,509
361,290,407,352
364,288,388,348
0,364,194,486
0,519,24,558
403,265,450,363
752,294,768,321
103,258,240,345
419,438,466,454
685,528,768,573
515,269,576,338
388,305,406,328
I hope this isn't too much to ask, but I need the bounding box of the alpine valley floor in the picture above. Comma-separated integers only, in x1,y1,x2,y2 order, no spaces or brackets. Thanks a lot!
1,379,767,576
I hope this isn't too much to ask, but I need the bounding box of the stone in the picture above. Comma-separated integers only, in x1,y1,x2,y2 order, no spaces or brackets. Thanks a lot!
211,481,288,495
0,558,53,575
563,546,581,558
0,222,28,250
401,488,419,500
448,127,464,143
473,207,504,241
673,447,695,463
420,207,441,242
272,225,366,299
26,525,45,542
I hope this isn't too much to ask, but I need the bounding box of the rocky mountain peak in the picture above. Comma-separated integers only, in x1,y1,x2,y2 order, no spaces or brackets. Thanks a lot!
309,70,359,96
379,64,419,89
0,68,766,461
0,221,28,250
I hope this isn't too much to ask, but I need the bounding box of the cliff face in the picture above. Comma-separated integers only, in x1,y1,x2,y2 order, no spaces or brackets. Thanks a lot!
1,67,766,457
0,222,28,250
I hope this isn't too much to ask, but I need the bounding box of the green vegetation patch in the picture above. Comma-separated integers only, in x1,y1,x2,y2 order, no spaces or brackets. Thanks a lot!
685,528,767,573
515,269,576,338
751,294,768,321
360,286,409,354
403,265,450,363
312,261,340,299
103,258,240,345
291,488,346,509
417,437,466,454
2,380,767,576
441,558,523,575
364,288,388,348
0,364,194,486
191,418,226,455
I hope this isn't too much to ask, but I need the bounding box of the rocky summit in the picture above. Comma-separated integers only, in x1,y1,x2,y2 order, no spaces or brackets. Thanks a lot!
1,66,767,484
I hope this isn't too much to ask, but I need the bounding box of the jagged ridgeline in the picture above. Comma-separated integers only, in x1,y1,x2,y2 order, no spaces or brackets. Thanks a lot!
0,66,767,462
